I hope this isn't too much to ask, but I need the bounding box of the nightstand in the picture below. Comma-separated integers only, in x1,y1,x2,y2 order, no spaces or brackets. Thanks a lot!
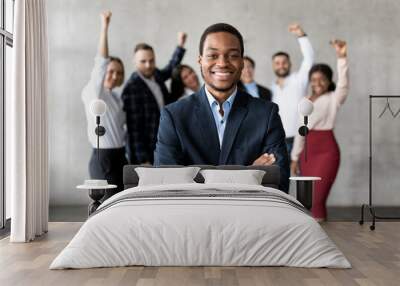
76,184,117,216
289,176,321,210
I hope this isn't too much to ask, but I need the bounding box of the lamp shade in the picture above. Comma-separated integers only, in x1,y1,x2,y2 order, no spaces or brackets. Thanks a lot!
298,98,314,116
90,99,107,116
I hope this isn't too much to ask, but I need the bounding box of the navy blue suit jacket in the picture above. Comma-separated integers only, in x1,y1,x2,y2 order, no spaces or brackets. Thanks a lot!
154,87,290,192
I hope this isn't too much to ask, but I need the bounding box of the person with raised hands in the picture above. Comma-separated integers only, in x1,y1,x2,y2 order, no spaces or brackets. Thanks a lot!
122,32,187,165
291,39,349,221
81,11,128,200
271,23,315,155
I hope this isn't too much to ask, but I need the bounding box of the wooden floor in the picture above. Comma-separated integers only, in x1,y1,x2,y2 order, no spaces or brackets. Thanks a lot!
0,222,399,286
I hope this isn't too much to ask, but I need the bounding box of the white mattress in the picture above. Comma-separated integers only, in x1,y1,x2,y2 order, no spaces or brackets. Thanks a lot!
50,183,350,269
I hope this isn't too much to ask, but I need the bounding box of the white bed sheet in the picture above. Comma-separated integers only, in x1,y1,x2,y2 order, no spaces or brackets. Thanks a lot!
50,183,350,269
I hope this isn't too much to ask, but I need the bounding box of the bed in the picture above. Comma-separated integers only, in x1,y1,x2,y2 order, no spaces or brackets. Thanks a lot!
50,165,350,269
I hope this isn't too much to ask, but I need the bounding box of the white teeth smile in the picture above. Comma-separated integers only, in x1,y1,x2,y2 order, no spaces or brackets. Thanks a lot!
212,71,232,79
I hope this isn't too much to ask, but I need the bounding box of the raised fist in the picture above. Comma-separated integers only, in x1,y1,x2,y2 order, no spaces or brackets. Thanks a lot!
100,11,112,27
330,39,347,58
177,32,187,47
288,23,305,37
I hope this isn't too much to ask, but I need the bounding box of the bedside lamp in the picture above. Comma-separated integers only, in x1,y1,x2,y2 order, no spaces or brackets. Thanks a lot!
298,98,314,162
90,99,107,162
77,100,116,216
289,98,318,211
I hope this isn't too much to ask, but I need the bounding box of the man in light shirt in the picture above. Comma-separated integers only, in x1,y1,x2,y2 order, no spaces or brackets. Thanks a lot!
271,23,314,155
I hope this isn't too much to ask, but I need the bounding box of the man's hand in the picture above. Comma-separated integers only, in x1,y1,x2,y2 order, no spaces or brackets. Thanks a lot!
330,39,347,58
290,160,300,176
288,23,305,37
100,11,112,28
252,153,276,166
177,32,187,48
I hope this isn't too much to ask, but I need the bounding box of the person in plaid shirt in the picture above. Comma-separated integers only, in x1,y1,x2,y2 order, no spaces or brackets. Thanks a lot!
122,33,187,164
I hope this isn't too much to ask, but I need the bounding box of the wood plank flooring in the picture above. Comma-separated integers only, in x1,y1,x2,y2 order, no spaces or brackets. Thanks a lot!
0,222,399,286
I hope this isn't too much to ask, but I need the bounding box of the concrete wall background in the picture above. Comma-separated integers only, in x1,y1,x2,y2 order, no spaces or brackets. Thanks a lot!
47,0,400,206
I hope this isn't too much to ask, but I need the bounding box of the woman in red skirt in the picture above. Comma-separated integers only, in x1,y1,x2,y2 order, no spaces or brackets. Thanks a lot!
290,40,349,221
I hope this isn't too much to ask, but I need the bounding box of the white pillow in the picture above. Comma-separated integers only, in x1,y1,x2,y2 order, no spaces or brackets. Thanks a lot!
135,167,201,186
200,169,266,185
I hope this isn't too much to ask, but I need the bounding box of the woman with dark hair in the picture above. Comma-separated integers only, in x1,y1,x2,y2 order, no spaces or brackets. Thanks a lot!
170,64,200,101
290,40,349,221
81,11,128,200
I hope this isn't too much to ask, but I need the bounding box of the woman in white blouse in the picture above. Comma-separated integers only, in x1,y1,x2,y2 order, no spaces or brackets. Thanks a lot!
81,11,127,201
290,40,348,221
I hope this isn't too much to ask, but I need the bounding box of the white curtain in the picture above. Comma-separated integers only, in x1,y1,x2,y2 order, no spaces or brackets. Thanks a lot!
9,0,49,242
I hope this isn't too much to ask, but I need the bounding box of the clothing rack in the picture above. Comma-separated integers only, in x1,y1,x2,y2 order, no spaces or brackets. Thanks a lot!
359,95,400,230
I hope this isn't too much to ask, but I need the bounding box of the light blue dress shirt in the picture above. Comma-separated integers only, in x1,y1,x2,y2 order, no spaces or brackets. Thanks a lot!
244,82,259,98
205,87,237,148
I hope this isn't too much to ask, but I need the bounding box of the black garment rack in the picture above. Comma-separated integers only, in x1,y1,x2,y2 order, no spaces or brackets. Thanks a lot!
359,95,400,230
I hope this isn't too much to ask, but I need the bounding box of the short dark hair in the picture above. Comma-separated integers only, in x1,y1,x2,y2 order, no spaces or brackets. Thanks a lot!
243,56,255,68
272,51,290,60
309,63,336,92
134,43,154,54
199,23,244,57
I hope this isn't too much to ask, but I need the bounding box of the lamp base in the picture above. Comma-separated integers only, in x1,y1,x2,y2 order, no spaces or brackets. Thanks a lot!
296,180,313,210
88,189,105,215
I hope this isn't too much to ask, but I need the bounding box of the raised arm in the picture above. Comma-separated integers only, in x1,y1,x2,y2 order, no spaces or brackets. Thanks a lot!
81,11,112,102
98,11,111,58
158,32,187,81
331,39,349,105
289,24,314,86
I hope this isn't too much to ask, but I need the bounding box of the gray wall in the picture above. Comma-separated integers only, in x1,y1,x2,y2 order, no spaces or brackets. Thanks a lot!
47,0,400,206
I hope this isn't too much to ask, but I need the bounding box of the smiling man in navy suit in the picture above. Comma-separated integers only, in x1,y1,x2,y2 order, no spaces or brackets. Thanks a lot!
154,23,289,192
